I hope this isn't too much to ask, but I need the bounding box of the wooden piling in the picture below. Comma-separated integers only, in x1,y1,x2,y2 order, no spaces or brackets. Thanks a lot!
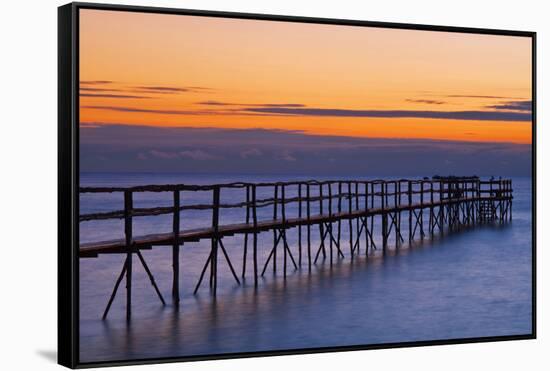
211,186,220,295
242,185,250,278
438,180,444,233
319,183,326,260
337,182,342,251
328,183,333,264
429,182,434,235
392,181,401,248
364,182,369,255
372,183,378,249
420,181,425,237
124,190,133,321
252,185,258,286
408,181,413,243
355,182,360,254
282,184,287,277
382,182,388,252
348,181,354,258
298,183,302,267
172,190,180,303
306,184,312,271
273,184,278,273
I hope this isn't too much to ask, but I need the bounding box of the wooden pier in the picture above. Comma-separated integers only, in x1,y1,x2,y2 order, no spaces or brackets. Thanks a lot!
79,176,513,319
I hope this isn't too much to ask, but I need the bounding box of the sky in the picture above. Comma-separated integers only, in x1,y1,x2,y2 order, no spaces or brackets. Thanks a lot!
79,9,533,176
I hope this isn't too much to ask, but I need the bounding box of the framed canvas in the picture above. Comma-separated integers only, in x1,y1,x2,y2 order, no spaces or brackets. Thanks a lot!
58,2,536,368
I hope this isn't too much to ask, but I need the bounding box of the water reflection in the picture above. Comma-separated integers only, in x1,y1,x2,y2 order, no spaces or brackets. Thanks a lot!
79,176,532,363
80,222,531,363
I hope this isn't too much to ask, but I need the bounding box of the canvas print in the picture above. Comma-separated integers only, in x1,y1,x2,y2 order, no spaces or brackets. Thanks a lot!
77,8,533,363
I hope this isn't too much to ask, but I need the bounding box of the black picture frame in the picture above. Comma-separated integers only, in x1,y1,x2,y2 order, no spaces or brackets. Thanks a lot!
58,2,537,368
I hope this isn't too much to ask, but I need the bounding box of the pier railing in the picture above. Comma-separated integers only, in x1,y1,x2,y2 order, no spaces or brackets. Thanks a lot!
79,177,512,319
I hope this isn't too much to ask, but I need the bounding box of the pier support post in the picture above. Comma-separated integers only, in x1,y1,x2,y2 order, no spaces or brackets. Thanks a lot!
355,182,360,254
364,183,369,253
101,190,165,319
242,185,250,278
439,180,444,231
212,186,220,294
337,182,342,252
125,253,132,321
382,213,388,253
348,182,354,258
396,182,400,247
172,190,180,303
419,182,425,237
318,183,326,261
194,186,240,294
382,182,388,253
431,199,436,231
306,184,312,272
408,181,413,244
252,185,258,287
328,183,334,264
124,190,133,321
298,183,302,267
509,180,513,221
273,184,278,273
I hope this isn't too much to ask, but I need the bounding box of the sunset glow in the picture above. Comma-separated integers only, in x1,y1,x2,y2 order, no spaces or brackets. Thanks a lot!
79,9,532,144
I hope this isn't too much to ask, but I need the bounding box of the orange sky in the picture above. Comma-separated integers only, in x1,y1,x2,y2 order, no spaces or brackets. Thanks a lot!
79,9,532,144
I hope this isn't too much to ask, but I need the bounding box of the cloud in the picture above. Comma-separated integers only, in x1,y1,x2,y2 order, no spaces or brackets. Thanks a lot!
80,80,114,85
444,94,524,99
79,81,213,95
133,86,190,94
132,85,214,94
82,105,273,117
80,87,124,92
80,93,152,99
179,149,218,160
149,150,180,159
240,148,263,159
242,107,532,122
79,124,532,176
487,100,532,112
82,103,532,122
82,106,204,115
196,100,306,108
280,150,297,162
405,99,446,105
262,104,305,107
147,149,218,161
80,123,313,148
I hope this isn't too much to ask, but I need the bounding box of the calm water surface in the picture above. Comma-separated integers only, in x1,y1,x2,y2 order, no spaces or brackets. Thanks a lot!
79,173,532,362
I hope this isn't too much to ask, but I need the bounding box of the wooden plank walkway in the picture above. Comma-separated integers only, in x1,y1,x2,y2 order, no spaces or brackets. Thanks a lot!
78,177,513,319
80,196,510,257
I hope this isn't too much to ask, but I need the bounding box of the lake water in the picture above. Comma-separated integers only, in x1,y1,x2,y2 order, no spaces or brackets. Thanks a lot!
78,173,533,363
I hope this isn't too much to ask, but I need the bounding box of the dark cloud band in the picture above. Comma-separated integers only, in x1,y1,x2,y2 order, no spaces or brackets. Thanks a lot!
487,100,532,112
80,80,114,85
405,99,446,105
197,100,305,107
243,107,532,122
80,93,152,99
83,104,532,122
82,105,201,115
133,86,190,93
444,94,524,99
79,124,532,176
